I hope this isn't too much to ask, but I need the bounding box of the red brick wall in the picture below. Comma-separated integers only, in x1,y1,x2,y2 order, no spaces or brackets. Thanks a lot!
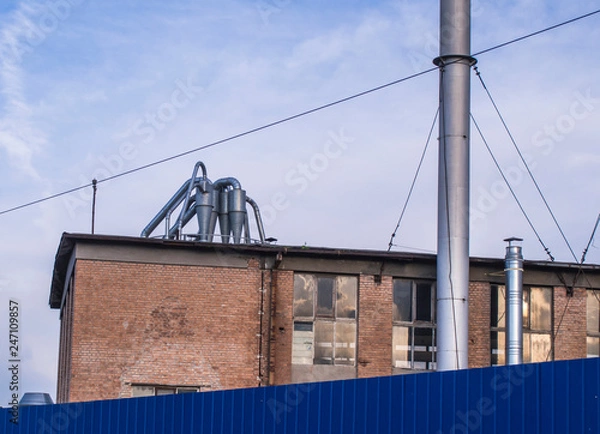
357,274,393,377
469,282,491,368
58,254,593,402
63,258,263,402
270,270,294,385
56,277,74,403
553,287,587,360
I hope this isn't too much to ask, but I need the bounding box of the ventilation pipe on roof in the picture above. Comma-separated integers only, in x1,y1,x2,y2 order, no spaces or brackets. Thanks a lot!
217,189,230,243
141,161,269,245
228,188,247,244
246,196,266,244
504,237,524,365
178,161,207,239
194,178,215,242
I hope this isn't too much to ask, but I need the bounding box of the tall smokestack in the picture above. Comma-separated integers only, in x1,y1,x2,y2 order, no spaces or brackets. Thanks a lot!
435,0,476,371
504,237,524,365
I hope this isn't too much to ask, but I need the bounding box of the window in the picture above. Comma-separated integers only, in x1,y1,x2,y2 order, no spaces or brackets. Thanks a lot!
491,285,553,365
131,385,205,397
292,274,357,366
587,291,600,357
392,279,436,370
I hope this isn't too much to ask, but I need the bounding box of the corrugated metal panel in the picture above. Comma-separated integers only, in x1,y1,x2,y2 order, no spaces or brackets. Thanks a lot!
2,357,599,433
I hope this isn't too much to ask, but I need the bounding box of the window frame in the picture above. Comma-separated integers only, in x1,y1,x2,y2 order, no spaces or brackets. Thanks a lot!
392,279,436,371
587,290,600,358
490,285,553,365
292,273,358,367
131,384,206,397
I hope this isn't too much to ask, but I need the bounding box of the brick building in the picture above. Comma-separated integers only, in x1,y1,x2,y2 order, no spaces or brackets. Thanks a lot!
49,232,600,403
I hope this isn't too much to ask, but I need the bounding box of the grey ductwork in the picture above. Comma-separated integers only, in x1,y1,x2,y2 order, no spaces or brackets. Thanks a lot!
141,161,269,245
217,190,230,243
228,188,247,244
195,179,215,242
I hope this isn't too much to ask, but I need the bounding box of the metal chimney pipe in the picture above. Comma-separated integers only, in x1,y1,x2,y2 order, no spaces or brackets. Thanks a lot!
434,0,476,371
504,237,523,365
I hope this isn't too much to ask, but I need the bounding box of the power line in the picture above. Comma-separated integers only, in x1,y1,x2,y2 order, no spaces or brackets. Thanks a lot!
474,67,579,263
387,108,438,251
1,7,599,217
472,8,600,57
0,66,438,217
470,113,554,261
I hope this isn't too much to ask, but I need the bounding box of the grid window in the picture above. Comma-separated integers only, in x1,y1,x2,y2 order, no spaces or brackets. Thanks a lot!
491,285,553,365
392,279,436,370
587,291,600,358
292,274,357,366
131,385,203,397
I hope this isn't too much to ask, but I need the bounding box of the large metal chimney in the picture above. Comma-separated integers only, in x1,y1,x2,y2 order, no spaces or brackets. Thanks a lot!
434,0,476,371
504,237,524,365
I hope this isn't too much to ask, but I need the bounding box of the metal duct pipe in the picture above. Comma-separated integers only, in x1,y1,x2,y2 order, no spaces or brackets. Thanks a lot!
195,180,215,242
213,178,243,243
246,196,266,244
208,188,219,242
141,179,195,237
217,189,230,243
177,161,207,239
504,237,524,365
142,162,271,244
213,177,242,190
168,197,196,238
244,212,251,244
435,0,475,371
228,188,246,244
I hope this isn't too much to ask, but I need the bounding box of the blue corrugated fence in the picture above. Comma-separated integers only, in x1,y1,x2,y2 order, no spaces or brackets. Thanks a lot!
1,357,599,433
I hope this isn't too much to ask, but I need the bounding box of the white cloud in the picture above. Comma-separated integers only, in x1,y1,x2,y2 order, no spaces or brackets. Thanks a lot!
0,2,49,178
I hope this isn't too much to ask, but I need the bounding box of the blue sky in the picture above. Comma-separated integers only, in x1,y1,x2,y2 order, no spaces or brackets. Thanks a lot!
0,0,599,403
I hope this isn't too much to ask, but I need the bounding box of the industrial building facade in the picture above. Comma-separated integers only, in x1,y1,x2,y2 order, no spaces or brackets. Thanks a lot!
49,233,600,403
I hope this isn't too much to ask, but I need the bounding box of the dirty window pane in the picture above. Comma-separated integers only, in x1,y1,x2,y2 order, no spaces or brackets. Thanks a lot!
415,283,432,321
392,326,411,368
413,328,435,370
491,285,506,328
334,322,356,365
336,276,357,319
587,336,600,358
523,332,531,363
588,291,600,334
316,277,335,317
292,322,314,365
132,386,155,397
314,321,334,364
530,333,551,362
490,330,505,365
155,387,176,396
530,287,551,331
393,280,412,322
522,289,530,329
177,388,199,394
293,274,315,318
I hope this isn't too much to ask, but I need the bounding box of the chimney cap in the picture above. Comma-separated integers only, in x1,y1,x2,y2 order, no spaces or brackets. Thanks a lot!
504,237,523,244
